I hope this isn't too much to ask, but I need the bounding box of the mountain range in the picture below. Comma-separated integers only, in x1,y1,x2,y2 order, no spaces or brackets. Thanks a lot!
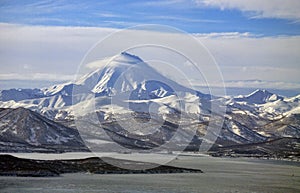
0,52,299,157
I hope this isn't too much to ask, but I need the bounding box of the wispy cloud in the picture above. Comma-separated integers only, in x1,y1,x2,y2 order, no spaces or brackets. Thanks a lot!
95,13,125,18
195,0,300,21
0,73,75,82
102,20,143,28
146,15,223,23
1,0,84,15
137,0,300,21
136,0,187,7
0,0,299,35
194,32,257,38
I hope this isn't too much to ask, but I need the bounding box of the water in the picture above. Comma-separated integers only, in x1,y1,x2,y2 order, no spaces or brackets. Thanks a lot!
0,155,299,193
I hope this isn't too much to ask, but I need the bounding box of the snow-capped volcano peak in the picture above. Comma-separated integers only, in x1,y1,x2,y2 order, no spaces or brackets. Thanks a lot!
73,52,193,98
0,52,198,110
76,52,145,86
114,52,144,64
234,89,284,104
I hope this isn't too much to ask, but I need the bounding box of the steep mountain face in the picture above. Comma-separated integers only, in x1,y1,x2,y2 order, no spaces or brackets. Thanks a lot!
0,107,88,152
76,52,196,99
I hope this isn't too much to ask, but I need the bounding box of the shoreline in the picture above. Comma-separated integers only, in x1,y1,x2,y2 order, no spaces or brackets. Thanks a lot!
1,151,299,163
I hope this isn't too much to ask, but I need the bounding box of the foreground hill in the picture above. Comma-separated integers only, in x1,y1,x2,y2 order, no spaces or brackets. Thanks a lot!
0,107,88,153
0,155,202,177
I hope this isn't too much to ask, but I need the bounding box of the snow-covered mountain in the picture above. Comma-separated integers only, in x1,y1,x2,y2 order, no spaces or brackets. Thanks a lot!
0,52,299,153
0,52,205,112
224,91,300,142
234,89,284,104
79,52,194,97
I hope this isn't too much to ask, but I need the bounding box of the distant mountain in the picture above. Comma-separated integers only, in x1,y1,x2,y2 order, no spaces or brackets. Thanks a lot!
234,89,284,104
0,107,88,153
0,88,44,102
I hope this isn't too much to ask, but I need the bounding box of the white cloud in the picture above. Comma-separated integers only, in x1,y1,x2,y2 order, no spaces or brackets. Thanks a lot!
226,80,300,90
196,0,300,20
199,35,300,83
0,23,299,91
193,79,300,90
139,0,186,7
145,15,222,23
94,13,125,18
0,73,75,81
195,32,256,38
0,23,116,76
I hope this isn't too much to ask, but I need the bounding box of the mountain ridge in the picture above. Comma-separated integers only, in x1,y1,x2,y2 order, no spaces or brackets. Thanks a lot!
234,89,284,104
0,52,299,155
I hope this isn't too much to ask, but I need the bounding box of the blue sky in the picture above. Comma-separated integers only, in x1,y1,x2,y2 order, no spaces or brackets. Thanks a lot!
0,0,300,96
0,0,300,36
